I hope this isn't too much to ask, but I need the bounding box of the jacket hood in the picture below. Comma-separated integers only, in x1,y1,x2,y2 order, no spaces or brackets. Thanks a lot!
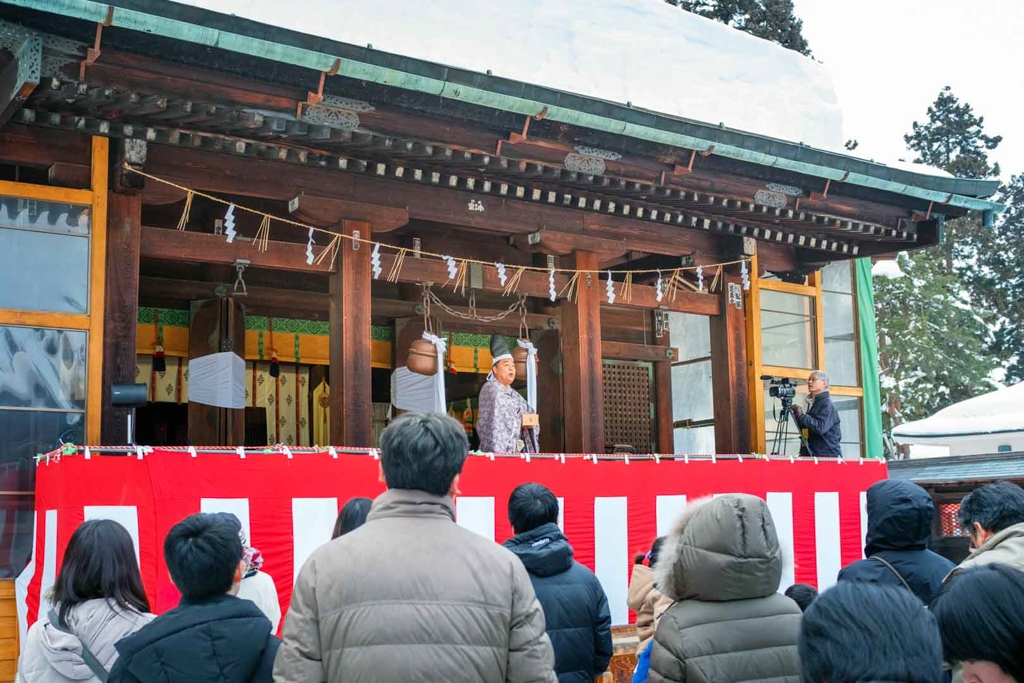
33,599,152,680
627,563,655,612
864,479,933,554
502,522,574,577
655,495,782,602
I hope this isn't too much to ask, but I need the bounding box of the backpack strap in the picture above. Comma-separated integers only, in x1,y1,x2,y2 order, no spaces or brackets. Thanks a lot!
869,555,912,593
47,609,110,682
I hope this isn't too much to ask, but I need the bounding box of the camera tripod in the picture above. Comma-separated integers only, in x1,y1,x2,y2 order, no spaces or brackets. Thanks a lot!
769,399,815,458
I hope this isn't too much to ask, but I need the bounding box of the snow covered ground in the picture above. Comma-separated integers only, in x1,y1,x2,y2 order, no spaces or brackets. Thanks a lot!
178,0,844,151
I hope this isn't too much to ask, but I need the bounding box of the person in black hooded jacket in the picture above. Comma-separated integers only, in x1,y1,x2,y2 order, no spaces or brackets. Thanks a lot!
838,479,954,604
108,512,280,683
503,483,613,683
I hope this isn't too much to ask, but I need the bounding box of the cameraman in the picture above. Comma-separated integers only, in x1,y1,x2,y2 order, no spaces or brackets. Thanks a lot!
789,370,841,458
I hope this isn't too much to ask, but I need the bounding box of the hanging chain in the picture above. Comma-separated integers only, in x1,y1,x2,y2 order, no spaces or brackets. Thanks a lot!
518,294,530,339
424,286,522,323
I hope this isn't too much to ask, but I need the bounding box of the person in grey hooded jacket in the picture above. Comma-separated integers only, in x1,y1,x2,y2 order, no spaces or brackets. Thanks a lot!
18,520,154,683
648,495,801,683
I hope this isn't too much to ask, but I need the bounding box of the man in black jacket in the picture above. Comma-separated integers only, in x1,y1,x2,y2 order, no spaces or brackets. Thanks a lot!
837,479,954,604
790,370,842,457
503,483,613,683
109,513,280,683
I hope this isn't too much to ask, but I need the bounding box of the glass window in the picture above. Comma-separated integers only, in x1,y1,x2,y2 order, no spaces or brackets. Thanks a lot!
834,395,863,460
674,425,715,454
0,325,88,577
822,262,859,387
0,196,91,314
669,312,714,453
671,361,713,422
762,380,810,456
668,312,711,361
760,290,815,369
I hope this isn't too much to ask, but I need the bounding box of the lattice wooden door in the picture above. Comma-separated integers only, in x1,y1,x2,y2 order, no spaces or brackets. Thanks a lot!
602,361,654,453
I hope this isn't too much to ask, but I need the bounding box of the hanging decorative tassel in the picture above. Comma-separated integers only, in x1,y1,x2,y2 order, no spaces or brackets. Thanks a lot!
370,243,382,279
175,191,194,231
305,228,316,265
223,204,237,243
548,266,556,302
268,316,280,378
655,271,664,302
557,271,581,303
254,214,272,253
386,248,407,283
495,262,507,287
313,234,341,268
619,271,634,303
606,270,616,304
153,308,166,373
502,266,526,297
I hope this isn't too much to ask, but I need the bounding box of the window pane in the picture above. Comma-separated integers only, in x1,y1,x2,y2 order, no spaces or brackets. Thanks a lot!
823,290,858,386
834,395,863,460
822,261,853,294
671,360,713,422
0,197,91,314
668,312,711,361
0,326,88,410
674,425,715,454
760,290,815,369
0,409,85,577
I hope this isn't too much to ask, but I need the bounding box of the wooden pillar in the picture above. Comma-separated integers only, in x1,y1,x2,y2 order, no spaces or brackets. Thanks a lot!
536,329,564,453
654,314,674,454
100,192,142,444
329,220,373,446
560,251,604,453
710,268,751,454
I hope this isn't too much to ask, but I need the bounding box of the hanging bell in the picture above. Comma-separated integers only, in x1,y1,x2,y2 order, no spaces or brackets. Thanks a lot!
153,344,167,374
407,338,438,375
269,352,280,378
512,340,536,381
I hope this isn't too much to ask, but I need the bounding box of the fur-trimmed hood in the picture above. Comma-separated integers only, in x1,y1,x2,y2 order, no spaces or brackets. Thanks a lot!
654,495,783,602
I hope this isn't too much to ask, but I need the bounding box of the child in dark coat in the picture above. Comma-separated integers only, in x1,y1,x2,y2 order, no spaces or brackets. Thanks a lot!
109,512,280,683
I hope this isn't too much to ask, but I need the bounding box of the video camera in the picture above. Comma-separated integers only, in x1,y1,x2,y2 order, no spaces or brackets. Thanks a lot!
762,376,796,404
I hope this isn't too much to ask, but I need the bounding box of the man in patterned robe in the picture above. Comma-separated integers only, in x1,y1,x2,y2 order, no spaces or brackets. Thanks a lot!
477,335,539,453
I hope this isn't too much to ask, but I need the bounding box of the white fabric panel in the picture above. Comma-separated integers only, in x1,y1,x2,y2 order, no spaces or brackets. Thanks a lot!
594,497,629,625
292,498,339,586
391,366,443,414
15,511,37,645
39,510,58,619
656,495,686,537
456,497,495,542
815,492,842,591
767,493,795,592
188,352,245,409
860,491,869,559
201,498,251,540
84,506,140,566
557,497,564,532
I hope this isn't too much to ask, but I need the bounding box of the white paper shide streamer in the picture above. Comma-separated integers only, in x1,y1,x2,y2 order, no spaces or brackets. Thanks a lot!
696,264,704,292
655,272,663,302
223,204,237,243
741,261,750,290
305,228,315,265
495,262,507,286
370,243,382,279
606,270,616,304
443,255,458,280
548,267,556,302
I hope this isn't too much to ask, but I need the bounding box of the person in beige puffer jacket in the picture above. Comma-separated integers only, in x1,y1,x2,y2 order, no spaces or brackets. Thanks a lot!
626,538,674,657
648,495,801,683
274,412,556,683
18,520,154,683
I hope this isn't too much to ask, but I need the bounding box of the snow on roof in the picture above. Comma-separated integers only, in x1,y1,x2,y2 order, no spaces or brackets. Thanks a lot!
871,258,905,279
892,382,1024,443
179,0,844,150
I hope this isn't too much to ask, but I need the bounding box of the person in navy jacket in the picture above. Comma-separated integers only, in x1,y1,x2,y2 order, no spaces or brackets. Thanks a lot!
790,370,842,457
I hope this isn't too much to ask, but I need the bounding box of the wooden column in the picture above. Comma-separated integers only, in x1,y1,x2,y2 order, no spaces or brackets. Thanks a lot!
710,268,751,454
329,220,373,446
560,251,604,453
536,329,564,453
654,316,675,454
100,191,142,444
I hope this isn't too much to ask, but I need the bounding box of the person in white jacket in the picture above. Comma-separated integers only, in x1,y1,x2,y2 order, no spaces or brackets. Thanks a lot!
18,520,154,682
219,514,281,634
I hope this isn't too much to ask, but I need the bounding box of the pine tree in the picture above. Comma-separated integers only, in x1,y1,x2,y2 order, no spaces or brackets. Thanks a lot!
666,0,812,56
904,87,1002,179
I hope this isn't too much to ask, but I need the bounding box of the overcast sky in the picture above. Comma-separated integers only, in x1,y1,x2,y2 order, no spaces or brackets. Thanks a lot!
793,0,1024,181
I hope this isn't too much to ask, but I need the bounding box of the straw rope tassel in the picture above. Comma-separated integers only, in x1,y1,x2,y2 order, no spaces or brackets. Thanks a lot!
254,214,272,253
386,248,407,283
619,271,634,303
503,266,526,297
313,235,342,268
710,265,723,293
175,191,194,231
557,271,581,303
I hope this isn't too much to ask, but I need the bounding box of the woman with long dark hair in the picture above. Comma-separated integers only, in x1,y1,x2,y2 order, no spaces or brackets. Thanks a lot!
18,519,153,682
332,497,372,540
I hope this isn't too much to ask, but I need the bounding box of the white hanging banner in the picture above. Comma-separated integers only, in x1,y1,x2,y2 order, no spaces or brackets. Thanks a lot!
187,352,246,409
391,367,443,414
517,338,538,411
